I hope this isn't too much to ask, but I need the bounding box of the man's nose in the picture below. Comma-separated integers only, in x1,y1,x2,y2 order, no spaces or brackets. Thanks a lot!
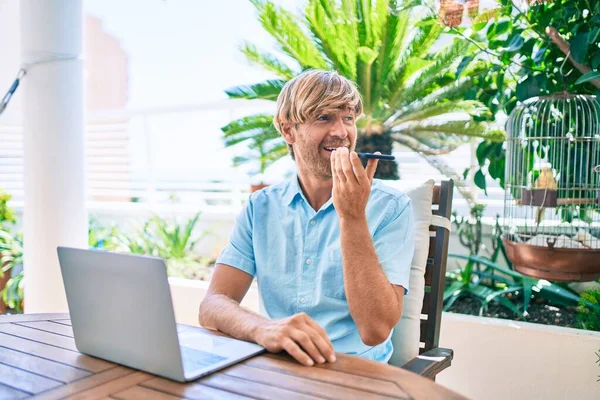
329,117,348,138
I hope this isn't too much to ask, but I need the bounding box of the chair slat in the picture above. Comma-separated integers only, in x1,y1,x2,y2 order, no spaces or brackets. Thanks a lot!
419,319,428,342
418,180,454,356
421,291,431,314
432,185,441,205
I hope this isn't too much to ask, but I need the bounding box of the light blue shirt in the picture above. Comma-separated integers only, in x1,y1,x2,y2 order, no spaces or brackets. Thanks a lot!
216,176,414,363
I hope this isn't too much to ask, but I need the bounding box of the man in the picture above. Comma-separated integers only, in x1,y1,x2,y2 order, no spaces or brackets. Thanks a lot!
199,69,414,366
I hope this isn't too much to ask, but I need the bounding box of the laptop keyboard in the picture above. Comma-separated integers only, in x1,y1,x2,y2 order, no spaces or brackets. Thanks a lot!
180,346,227,372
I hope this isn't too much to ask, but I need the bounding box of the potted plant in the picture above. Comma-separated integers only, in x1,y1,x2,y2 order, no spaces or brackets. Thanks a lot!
219,0,505,206
0,188,17,314
231,142,271,193
0,232,23,314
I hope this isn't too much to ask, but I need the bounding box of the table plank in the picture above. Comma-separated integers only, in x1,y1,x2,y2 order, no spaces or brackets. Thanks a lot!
16,321,74,338
0,314,68,324
32,367,134,400
0,323,78,352
223,364,397,400
142,378,252,400
0,332,112,373
51,320,72,327
112,385,184,400
274,353,463,400
0,383,30,400
0,362,62,394
203,371,325,400
64,371,153,400
0,346,91,383
244,355,407,398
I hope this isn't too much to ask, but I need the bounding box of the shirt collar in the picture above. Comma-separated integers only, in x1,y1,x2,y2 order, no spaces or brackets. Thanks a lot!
283,175,303,206
283,175,335,212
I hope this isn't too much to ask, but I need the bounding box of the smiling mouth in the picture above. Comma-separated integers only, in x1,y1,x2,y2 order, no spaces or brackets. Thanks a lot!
323,146,347,152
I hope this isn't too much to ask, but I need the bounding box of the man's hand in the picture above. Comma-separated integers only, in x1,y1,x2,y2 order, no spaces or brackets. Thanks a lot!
255,313,336,366
331,147,379,220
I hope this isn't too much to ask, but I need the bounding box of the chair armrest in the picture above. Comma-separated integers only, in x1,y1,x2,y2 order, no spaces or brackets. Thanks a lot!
400,347,453,380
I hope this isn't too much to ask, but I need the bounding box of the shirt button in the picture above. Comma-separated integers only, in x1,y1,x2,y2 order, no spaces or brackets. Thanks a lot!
306,258,312,265
310,220,316,226
300,297,307,304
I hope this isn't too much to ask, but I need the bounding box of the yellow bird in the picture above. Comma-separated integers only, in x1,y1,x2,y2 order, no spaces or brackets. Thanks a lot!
533,167,558,225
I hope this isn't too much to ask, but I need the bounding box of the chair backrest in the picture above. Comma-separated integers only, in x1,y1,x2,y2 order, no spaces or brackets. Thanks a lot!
419,180,453,353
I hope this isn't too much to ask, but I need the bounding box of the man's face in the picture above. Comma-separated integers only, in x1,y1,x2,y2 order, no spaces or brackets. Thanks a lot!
290,108,357,179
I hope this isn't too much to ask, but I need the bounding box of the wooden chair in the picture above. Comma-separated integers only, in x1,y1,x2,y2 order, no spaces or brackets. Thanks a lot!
401,180,454,380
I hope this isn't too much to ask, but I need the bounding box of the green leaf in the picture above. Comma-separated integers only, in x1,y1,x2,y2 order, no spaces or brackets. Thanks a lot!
225,79,286,100
476,141,491,166
357,46,378,65
506,34,524,52
474,169,487,195
251,0,328,69
588,27,600,45
570,32,589,64
592,53,600,70
444,280,466,302
456,56,473,79
240,43,296,80
575,71,600,85
462,167,469,180
516,76,540,101
488,156,504,180
532,44,547,65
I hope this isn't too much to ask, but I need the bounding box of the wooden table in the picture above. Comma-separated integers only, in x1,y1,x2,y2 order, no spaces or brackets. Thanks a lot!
0,313,465,399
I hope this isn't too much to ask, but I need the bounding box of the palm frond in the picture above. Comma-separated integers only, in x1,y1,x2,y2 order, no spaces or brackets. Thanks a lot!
223,123,279,148
356,0,373,47
373,0,414,105
390,39,472,109
382,18,444,106
389,76,477,123
392,132,464,155
240,43,297,80
225,79,286,100
305,0,356,79
251,0,328,69
221,114,274,137
396,119,506,142
390,100,489,126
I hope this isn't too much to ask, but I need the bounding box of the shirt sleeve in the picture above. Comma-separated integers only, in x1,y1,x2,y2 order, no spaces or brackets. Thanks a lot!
215,197,256,277
373,196,414,294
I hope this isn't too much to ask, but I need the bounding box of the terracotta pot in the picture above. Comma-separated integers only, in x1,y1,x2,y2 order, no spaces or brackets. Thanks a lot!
503,238,600,282
250,183,269,193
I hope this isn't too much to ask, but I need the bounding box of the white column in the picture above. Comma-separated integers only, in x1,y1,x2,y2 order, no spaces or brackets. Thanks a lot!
0,1,21,124
21,0,87,313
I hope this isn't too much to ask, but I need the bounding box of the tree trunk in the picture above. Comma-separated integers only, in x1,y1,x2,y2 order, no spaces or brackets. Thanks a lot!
356,129,399,179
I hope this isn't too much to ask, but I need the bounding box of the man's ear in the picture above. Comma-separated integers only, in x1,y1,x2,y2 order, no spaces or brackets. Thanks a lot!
281,122,296,145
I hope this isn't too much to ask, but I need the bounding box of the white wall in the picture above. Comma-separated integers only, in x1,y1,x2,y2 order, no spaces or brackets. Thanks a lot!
169,278,258,327
437,313,600,400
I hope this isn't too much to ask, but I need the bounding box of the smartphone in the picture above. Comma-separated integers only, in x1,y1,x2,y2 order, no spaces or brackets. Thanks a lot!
356,152,395,161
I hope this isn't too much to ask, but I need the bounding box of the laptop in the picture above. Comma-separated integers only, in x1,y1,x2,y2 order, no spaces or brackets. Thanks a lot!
57,246,265,382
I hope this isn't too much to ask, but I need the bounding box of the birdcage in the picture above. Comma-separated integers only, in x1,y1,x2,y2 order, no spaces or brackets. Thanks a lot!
502,93,600,281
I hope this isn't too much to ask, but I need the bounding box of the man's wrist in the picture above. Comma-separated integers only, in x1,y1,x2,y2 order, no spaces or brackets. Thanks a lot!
247,316,267,345
339,214,368,230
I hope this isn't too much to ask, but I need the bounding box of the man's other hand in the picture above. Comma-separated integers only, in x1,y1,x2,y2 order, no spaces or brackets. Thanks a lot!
255,312,336,366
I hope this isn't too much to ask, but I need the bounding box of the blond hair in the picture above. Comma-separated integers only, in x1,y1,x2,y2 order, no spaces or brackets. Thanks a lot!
273,70,363,159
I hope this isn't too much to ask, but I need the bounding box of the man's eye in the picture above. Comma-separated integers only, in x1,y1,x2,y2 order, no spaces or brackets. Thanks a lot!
317,115,330,121
344,115,354,121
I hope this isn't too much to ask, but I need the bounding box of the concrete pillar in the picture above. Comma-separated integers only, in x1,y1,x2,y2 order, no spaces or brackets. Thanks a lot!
0,1,21,125
21,0,87,313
